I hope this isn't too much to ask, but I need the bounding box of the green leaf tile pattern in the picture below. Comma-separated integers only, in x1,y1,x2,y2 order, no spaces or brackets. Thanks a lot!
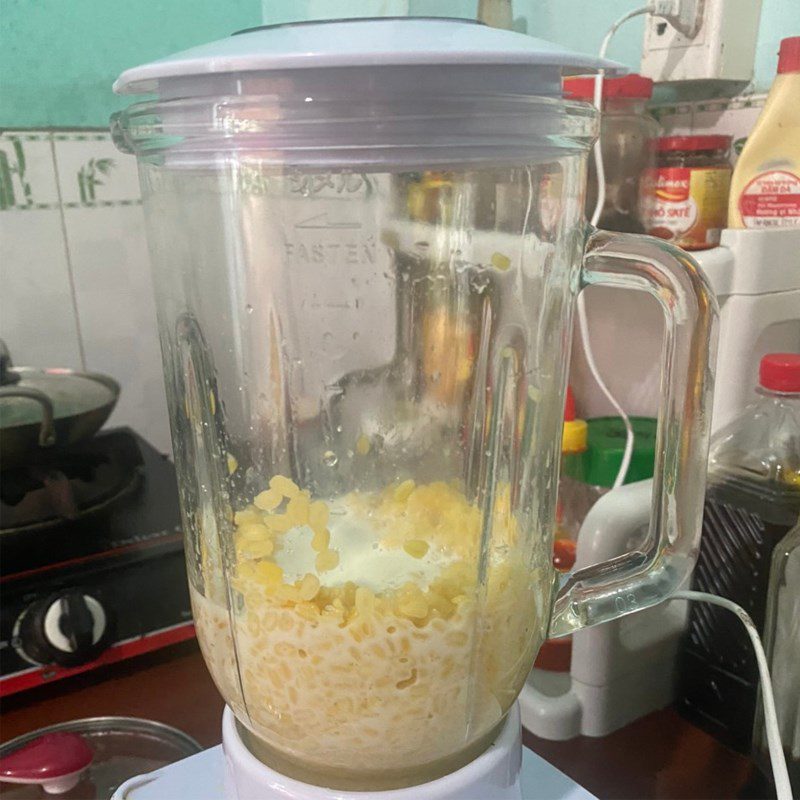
1,129,141,211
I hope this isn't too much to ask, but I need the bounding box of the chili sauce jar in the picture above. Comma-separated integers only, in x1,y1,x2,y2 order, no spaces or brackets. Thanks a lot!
642,135,732,250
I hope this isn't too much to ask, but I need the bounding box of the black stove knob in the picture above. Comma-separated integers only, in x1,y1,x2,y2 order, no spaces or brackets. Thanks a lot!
17,592,110,667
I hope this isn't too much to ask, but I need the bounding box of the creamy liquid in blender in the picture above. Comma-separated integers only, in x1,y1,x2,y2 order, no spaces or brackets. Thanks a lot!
191,476,546,789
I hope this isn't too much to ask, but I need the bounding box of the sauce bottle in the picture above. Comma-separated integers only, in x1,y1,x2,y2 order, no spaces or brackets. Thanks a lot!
676,353,800,753
554,386,588,571
728,36,800,229
753,518,800,792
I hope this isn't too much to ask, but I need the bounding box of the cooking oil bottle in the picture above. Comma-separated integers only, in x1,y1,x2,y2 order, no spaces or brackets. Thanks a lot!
676,353,800,752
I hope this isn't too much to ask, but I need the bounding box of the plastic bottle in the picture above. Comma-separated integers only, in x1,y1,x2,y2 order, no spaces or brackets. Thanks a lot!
753,518,800,792
558,414,658,546
532,389,588,674
554,386,588,571
676,353,800,753
728,36,800,229
538,404,657,674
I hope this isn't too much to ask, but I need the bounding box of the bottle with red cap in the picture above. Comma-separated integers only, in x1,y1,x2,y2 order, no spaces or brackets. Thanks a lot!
729,35,800,229
676,353,800,754
563,74,659,232
534,387,587,677
553,386,588,571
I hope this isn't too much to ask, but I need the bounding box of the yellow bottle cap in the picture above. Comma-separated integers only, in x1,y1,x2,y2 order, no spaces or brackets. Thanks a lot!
562,419,588,454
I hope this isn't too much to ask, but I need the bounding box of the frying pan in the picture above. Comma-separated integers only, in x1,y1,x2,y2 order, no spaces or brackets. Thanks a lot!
0,341,120,470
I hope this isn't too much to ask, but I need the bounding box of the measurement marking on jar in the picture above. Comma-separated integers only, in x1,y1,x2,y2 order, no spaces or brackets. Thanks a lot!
294,213,361,230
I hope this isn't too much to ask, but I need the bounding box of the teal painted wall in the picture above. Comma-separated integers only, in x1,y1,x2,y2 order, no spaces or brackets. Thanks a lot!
0,0,261,128
2,0,797,129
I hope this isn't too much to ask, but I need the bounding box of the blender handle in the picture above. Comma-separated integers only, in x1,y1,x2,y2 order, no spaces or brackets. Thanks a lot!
548,228,719,638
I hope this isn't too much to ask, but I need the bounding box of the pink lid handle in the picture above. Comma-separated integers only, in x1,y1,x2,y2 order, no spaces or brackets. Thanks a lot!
0,733,92,794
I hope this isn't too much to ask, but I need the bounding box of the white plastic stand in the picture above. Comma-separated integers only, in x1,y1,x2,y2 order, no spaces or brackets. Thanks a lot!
519,481,689,740
570,227,800,431
693,227,800,433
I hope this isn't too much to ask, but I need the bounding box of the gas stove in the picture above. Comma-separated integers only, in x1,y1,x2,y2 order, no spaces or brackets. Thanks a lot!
0,428,194,696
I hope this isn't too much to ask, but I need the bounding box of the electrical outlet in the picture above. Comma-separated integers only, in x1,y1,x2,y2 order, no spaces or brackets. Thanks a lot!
649,0,704,37
640,0,763,83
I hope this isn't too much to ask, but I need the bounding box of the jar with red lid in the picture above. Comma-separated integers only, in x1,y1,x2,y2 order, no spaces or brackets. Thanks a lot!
642,135,732,250
564,74,659,233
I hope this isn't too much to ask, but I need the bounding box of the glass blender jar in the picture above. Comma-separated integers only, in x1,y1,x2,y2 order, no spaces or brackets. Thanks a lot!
112,18,718,793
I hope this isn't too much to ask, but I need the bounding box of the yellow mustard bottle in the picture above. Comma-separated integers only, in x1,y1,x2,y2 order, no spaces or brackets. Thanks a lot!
728,36,800,229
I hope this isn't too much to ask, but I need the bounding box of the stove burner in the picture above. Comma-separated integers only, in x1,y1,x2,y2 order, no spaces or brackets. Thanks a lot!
0,427,189,697
0,432,144,533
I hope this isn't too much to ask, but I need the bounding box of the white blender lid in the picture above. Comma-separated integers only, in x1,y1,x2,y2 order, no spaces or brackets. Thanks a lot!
114,17,622,95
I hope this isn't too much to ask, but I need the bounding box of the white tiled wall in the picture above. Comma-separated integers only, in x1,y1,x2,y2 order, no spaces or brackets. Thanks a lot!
0,130,171,454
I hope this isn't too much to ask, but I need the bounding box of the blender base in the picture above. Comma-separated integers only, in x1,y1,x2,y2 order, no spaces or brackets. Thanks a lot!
223,704,523,799
113,702,596,799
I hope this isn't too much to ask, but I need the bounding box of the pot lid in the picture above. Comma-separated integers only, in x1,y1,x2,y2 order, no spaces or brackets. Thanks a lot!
0,368,119,430
114,17,623,95
0,340,118,431
0,717,201,800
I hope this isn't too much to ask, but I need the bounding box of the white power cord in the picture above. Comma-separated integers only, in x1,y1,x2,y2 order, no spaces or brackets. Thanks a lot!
578,5,650,490
581,11,793,795
575,294,635,490
590,5,650,227
675,590,794,800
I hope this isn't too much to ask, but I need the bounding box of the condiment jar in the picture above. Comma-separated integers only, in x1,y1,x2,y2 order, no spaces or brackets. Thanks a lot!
564,74,659,233
643,135,732,250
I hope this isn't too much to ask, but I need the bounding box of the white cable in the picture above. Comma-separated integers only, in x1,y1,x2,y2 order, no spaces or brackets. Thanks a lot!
576,293,635,489
578,5,648,489
675,590,793,800
583,9,794,797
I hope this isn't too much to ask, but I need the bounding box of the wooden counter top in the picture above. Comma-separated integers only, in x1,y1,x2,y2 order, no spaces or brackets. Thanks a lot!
0,641,760,799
